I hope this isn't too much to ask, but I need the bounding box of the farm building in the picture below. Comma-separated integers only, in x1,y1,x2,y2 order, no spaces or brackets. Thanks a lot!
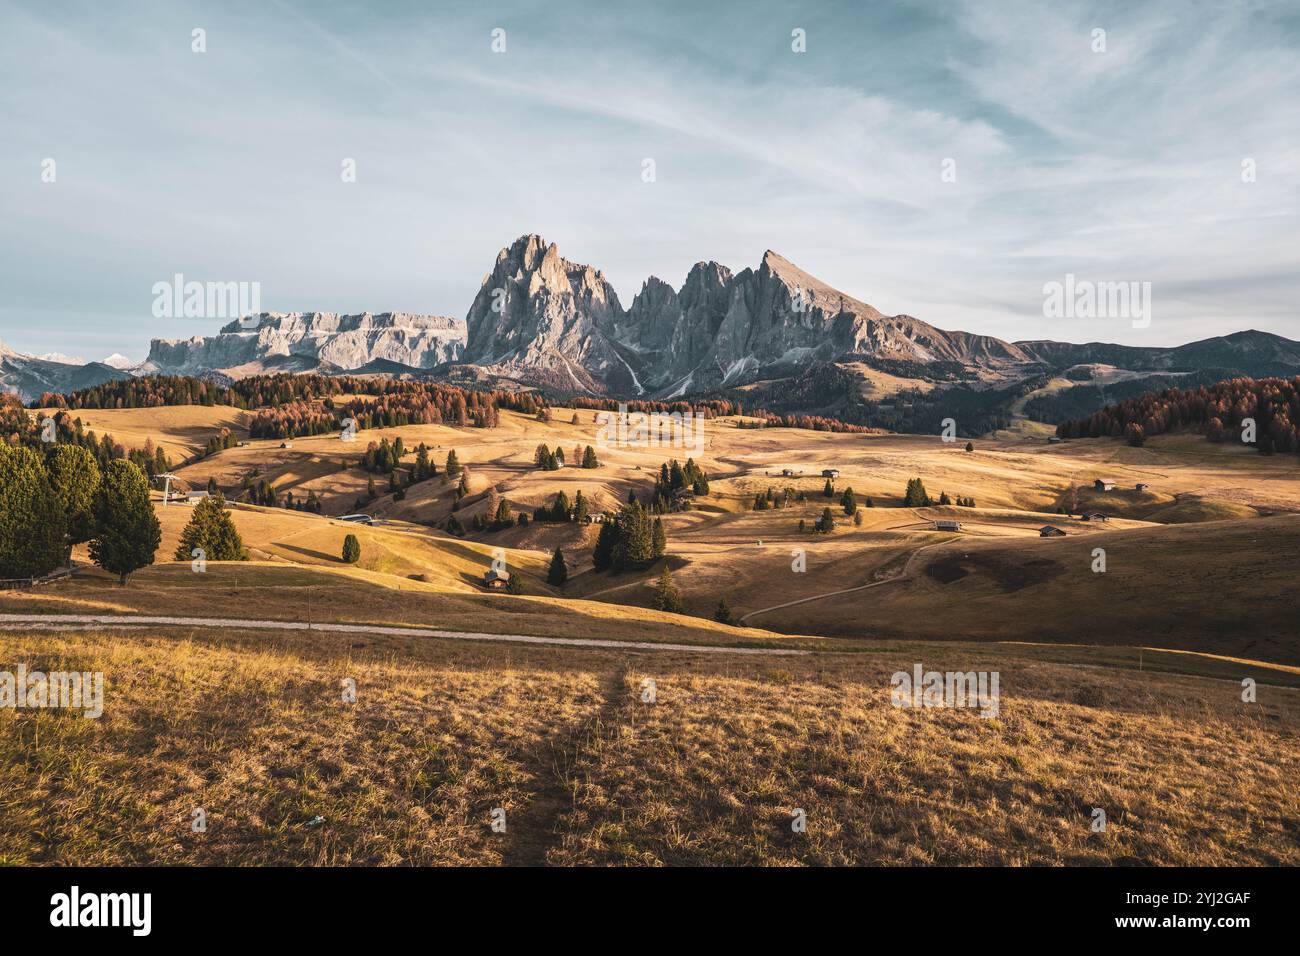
1093,479,1115,491
1038,525,1066,537
1081,512,1110,522
1135,483,1149,492
781,468,796,477
484,568,510,589
584,513,606,524
280,441,294,449
822,468,840,478
185,491,211,506
1047,436,1063,444
933,519,963,532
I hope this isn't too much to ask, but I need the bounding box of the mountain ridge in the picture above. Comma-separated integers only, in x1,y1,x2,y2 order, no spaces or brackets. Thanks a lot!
3,235,1298,408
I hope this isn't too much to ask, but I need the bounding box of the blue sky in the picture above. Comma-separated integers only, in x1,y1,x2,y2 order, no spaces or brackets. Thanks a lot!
1,0,1297,361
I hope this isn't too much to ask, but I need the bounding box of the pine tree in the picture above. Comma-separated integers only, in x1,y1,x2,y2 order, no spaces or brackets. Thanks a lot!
853,510,863,526
965,442,974,452
593,519,618,571
175,492,246,561
652,517,666,558
547,546,568,586
841,487,857,515
0,445,66,578
89,459,161,585
713,596,734,625
613,501,654,571
818,506,836,533
341,533,361,564
45,444,100,551
652,565,683,613
207,475,218,495
445,450,461,478
904,478,932,507
493,498,512,528
582,445,599,468
939,491,951,506
823,478,834,498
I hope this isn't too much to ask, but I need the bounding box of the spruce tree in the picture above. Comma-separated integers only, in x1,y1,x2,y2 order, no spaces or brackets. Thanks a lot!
713,596,734,625
593,519,618,571
89,459,161,585
818,507,836,533
652,517,666,559
0,445,66,578
652,565,683,613
175,492,246,561
841,487,857,515
341,533,361,563
45,444,100,552
823,478,834,498
547,546,568,586
493,498,512,528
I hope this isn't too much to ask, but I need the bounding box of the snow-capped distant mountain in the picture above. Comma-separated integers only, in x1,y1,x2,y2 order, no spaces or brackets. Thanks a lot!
0,340,131,403
38,352,87,365
100,353,135,370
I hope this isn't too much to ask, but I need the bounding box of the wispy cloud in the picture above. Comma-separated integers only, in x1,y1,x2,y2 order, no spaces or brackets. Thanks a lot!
0,0,1295,357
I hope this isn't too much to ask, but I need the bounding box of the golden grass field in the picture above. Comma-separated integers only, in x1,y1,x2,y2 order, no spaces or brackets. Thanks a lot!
3,622,1298,865
5,401,1298,865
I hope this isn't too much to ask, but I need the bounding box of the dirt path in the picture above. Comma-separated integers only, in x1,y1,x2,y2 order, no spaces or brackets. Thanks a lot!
740,534,946,624
0,613,808,656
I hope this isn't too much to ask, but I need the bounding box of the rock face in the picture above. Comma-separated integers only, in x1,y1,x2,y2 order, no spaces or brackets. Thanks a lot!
13,233,1300,405
462,235,636,394
464,237,1041,396
143,312,464,376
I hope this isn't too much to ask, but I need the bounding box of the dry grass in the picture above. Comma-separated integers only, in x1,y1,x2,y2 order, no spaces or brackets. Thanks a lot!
2,626,1297,866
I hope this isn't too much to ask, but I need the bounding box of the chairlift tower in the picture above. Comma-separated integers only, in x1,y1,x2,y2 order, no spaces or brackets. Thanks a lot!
156,472,181,507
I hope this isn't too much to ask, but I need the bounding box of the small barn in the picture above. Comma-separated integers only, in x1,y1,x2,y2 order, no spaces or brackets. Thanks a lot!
1135,483,1149,492
584,513,606,524
822,468,840,478
1047,436,1063,444
484,568,510,589
1093,479,1115,492
781,468,796,477
1081,512,1109,522
933,519,963,532
185,491,211,506
1038,525,1066,537
280,441,294,449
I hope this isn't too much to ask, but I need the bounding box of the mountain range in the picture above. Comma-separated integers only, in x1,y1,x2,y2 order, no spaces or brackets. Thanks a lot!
4,234,1299,422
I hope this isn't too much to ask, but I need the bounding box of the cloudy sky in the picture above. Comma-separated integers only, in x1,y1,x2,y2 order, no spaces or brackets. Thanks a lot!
1,0,1297,361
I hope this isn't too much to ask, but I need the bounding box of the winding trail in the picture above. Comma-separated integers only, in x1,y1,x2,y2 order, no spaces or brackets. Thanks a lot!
0,613,808,656
740,536,947,624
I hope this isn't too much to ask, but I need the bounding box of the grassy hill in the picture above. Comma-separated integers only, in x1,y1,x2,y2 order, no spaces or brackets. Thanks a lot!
2,622,1297,865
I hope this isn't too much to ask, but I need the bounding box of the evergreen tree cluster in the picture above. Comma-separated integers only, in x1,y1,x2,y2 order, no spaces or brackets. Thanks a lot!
0,440,163,585
592,499,664,572
651,458,708,513
1057,375,1300,455
903,478,932,507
